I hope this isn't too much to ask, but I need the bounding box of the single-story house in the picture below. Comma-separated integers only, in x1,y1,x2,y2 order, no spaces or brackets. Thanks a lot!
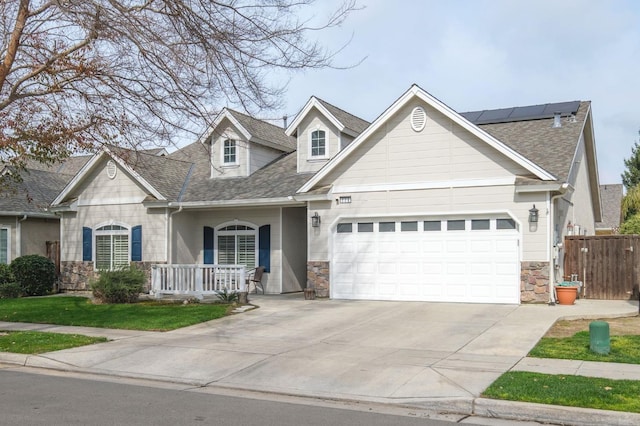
47,84,601,304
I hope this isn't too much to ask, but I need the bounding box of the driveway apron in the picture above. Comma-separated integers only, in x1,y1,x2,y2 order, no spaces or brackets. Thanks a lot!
15,296,638,408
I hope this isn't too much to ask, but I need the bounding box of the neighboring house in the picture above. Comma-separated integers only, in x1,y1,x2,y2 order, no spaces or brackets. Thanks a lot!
595,184,623,234
0,155,90,265
47,84,601,304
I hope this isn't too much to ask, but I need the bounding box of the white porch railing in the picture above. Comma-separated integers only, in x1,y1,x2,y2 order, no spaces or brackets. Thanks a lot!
151,264,246,298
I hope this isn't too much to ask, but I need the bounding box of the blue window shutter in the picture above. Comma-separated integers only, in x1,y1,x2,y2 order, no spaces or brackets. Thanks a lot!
82,227,92,261
131,225,142,262
203,226,214,264
259,225,271,273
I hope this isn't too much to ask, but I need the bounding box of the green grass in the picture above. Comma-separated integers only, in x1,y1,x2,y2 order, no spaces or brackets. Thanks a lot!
529,331,640,364
0,297,232,331
0,331,107,354
483,371,640,413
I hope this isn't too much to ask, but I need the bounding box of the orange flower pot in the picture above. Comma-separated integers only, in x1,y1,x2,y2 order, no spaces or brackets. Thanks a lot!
555,286,578,305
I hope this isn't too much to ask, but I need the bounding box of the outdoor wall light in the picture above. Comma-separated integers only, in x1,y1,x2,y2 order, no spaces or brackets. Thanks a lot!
528,205,539,223
311,212,321,228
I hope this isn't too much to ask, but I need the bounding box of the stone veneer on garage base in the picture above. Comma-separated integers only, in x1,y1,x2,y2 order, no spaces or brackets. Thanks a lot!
520,261,550,303
307,261,330,298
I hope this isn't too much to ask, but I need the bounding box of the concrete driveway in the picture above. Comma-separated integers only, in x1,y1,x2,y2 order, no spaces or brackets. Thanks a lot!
3,295,637,412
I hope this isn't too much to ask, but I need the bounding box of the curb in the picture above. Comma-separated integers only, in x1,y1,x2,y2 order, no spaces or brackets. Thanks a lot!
473,398,640,426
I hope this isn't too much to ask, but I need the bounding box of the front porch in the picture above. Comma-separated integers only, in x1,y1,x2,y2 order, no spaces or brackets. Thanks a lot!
151,264,247,299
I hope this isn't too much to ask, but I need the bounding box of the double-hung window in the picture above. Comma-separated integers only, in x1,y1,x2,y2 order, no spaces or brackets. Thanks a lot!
223,139,237,165
95,225,129,270
217,225,257,269
0,228,8,264
310,130,326,158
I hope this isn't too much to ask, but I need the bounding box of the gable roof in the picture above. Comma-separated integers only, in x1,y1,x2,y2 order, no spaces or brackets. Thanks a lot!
168,141,313,205
285,96,370,138
199,108,295,152
51,146,194,206
298,84,557,193
596,184,623,230
475,101,591,182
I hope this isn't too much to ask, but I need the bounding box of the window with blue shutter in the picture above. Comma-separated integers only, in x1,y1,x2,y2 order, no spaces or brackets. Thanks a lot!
131,225,142,261
259,225,270,273
203,226,214,264
82,227,92,261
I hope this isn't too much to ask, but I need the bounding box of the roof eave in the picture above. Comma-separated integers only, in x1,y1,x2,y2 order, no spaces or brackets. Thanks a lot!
170,197,305,209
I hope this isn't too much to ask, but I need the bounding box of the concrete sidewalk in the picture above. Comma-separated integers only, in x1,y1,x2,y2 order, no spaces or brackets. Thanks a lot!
1,295,640,425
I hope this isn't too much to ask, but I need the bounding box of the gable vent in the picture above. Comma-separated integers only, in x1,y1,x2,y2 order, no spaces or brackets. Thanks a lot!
411,106,427,132
106,160,117,179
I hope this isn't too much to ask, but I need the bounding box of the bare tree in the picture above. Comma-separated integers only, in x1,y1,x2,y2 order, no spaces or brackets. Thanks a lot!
0,0,356,175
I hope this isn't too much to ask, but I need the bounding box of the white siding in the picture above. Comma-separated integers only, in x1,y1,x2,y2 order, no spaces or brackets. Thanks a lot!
320,100,529,188
61,159,167,262
210,120,248,179
566,138,596,235
296,110,341,173
250,143,284,174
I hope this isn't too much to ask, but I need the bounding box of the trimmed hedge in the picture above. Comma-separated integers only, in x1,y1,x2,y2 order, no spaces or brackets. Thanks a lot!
10,255,56,296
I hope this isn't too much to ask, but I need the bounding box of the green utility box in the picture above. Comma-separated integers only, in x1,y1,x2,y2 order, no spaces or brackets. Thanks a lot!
589,321,610,355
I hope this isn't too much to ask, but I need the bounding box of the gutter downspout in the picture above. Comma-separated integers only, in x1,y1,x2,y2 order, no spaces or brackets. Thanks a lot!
16,215,27,258
167,206,183,265
549,183,571,305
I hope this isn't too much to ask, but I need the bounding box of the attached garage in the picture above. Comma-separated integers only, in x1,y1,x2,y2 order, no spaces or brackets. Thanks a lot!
331,217,520,304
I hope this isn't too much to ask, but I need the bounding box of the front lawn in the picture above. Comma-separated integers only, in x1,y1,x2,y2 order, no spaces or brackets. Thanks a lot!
529,331,640,364
483,371,640,413
0,297,232,331
0,331,107,354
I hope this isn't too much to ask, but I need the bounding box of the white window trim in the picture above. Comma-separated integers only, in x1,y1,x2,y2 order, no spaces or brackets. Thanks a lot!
221,139,239,166
214,220,258,267
93,221,131,270
308,128,329,160
0,226,10,265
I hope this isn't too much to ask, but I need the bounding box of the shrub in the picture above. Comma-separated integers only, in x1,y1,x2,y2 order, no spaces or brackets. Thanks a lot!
0,282,22,299
216,286,239,303
91,267,145,304
10,255,56,296
0,264,14,285
620,213,640,234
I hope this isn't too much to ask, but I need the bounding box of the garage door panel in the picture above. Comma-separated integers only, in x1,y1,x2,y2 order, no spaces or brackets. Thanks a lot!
332,218,520,304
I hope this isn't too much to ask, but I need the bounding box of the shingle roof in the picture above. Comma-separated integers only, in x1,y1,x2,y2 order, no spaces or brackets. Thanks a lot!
0,167,70,214
168,142,313,202
228,109,296,151
596,184,623,230
315,98,370,135
108,147,194,202
475,101,590,181
23,155,92,176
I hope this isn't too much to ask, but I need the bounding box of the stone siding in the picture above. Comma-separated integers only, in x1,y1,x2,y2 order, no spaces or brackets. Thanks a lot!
307,261,330,298
521,261,550,303
60,261,96,291
131,261,156,292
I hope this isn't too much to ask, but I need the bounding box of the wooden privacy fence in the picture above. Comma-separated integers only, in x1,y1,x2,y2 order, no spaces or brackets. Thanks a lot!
564,235,640,300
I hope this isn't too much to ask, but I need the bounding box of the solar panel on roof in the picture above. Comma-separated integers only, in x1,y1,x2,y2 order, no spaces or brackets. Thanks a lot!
460,111,483,122
476,107,514,123
508,104,546,120
461,100,581,124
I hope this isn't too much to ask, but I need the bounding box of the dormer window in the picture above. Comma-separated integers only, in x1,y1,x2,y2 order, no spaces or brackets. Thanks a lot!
310,130,327,158
223,139,237,165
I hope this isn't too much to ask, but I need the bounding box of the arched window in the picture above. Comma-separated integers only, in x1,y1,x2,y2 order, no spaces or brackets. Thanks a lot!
310,130,326,157
95,224,129,270
216,223,257,268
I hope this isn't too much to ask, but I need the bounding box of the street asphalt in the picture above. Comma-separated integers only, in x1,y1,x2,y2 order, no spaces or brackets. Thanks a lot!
1,294,640,425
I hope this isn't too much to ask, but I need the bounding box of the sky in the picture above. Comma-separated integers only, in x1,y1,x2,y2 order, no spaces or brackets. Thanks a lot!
273,0,640,185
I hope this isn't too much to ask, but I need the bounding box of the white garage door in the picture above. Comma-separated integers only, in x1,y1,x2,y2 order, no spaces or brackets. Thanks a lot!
332,218,520,304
